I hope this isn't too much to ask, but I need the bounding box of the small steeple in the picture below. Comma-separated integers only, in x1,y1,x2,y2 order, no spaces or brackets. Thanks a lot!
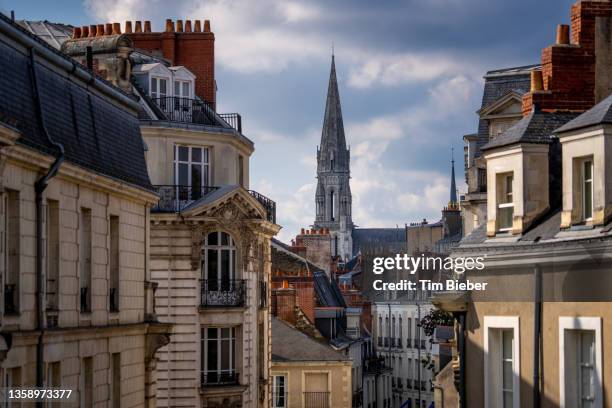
449,148,459,208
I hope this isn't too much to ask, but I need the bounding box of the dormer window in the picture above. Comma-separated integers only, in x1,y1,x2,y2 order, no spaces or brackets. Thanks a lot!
151,77,167,100
581,158,593,221
497,172,514,231
174,80,191,99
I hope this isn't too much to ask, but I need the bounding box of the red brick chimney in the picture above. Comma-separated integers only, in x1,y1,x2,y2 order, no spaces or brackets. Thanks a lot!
125,19,216,107
271,284,296,325
522,1,612,115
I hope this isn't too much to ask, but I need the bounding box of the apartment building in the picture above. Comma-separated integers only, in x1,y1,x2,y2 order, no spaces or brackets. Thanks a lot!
436,2,612,407
0,13,169,407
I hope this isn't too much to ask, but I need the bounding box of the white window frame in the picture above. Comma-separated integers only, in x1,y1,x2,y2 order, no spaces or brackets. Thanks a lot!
150,76,168,99
174,79,191,99
581,159,593,222
174,145,210,189
497,173,514,232
484,316,520,408
203,231,236,282
272,374,288,408
559,316,602,408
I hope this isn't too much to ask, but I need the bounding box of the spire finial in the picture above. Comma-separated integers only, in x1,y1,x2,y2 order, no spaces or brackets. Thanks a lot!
332,41,334,57
449,147,458,208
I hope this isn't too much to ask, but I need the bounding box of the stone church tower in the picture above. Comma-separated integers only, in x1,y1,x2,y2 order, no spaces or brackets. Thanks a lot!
314,55,353,260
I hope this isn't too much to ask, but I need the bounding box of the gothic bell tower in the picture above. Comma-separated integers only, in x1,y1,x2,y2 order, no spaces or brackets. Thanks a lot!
314,55,353,260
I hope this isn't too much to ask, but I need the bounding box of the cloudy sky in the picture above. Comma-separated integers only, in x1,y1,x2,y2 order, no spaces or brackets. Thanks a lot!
3,0,575,242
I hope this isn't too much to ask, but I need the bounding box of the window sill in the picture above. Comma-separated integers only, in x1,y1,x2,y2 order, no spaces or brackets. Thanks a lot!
200,383,248,396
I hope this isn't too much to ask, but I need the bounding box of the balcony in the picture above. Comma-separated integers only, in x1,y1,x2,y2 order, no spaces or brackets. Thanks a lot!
364,357,392,375
384,337,389,347
201,279,246,308
152,185,276,223
397,338,402,348
303,392,330,408
406,338,412,348
390,338,396,348
420,339,427,349
152,97,242,133
377,337,383,347
420,380,427,391
406,379,412,390
201,371,238,387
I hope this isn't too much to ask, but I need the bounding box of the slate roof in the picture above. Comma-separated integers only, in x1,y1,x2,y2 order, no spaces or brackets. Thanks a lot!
17,20,72,49
473,65,536,157
352,228,406,255
0,13,153,191
313,271,346,307
271,317,349,362
271,239,324,275
555,93,612,134
481,111,578,151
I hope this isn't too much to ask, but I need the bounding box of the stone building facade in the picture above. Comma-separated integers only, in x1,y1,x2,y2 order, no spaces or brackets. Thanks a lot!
0,13,169,407
32,17,280,407
435,2,612,407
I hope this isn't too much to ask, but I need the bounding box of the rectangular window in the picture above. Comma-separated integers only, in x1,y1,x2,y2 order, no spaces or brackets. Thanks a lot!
46,361,61,408
109,216,119,313
6,190,20,314
560,317,601,408
174,80,191,98
174,145,210,203
238,155,244,187
80,357,93,408
272,375,287,408
151,77,167,99
6,367,21,408
46,200,60,311
201,327,236,385
484,316,519,408
501,330,514,408
80,208,92,313
497,173,514,231
111,353,121,408
582,159,593,221
304,372,329,407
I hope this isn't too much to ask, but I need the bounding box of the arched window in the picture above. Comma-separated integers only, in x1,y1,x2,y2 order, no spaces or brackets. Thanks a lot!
203,231,236,291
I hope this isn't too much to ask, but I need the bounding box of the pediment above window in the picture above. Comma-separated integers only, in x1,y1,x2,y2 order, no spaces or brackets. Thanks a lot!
478,91,524,119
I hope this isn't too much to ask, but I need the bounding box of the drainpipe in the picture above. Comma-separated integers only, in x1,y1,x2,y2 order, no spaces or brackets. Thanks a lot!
29,48,65,404
533,265,542,408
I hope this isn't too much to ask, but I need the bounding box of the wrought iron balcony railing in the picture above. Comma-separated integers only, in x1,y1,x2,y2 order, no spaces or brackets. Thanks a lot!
201,371,238,386
303,392,330,408
152,185,276,223
151,97,243,132
406,379,412,389
201,279,246,308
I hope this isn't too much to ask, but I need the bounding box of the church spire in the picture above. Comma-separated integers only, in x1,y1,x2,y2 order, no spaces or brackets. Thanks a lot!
319,54,348,160
449,148,459,208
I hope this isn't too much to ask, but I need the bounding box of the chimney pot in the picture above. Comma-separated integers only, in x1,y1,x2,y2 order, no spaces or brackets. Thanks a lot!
125,21,133,33
531,69,544,92
81,26,89,38
105,23,112,35
135,21,142,32
204,19,211,32
144,20,151,32
194,20,201,32
72,27,81,39
112,22,121,35
96,24,105,36
176,19,183,32
300,228,305,235
556,24,570,45
185,20,192,32
165,19,174,32
89,25,97,37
